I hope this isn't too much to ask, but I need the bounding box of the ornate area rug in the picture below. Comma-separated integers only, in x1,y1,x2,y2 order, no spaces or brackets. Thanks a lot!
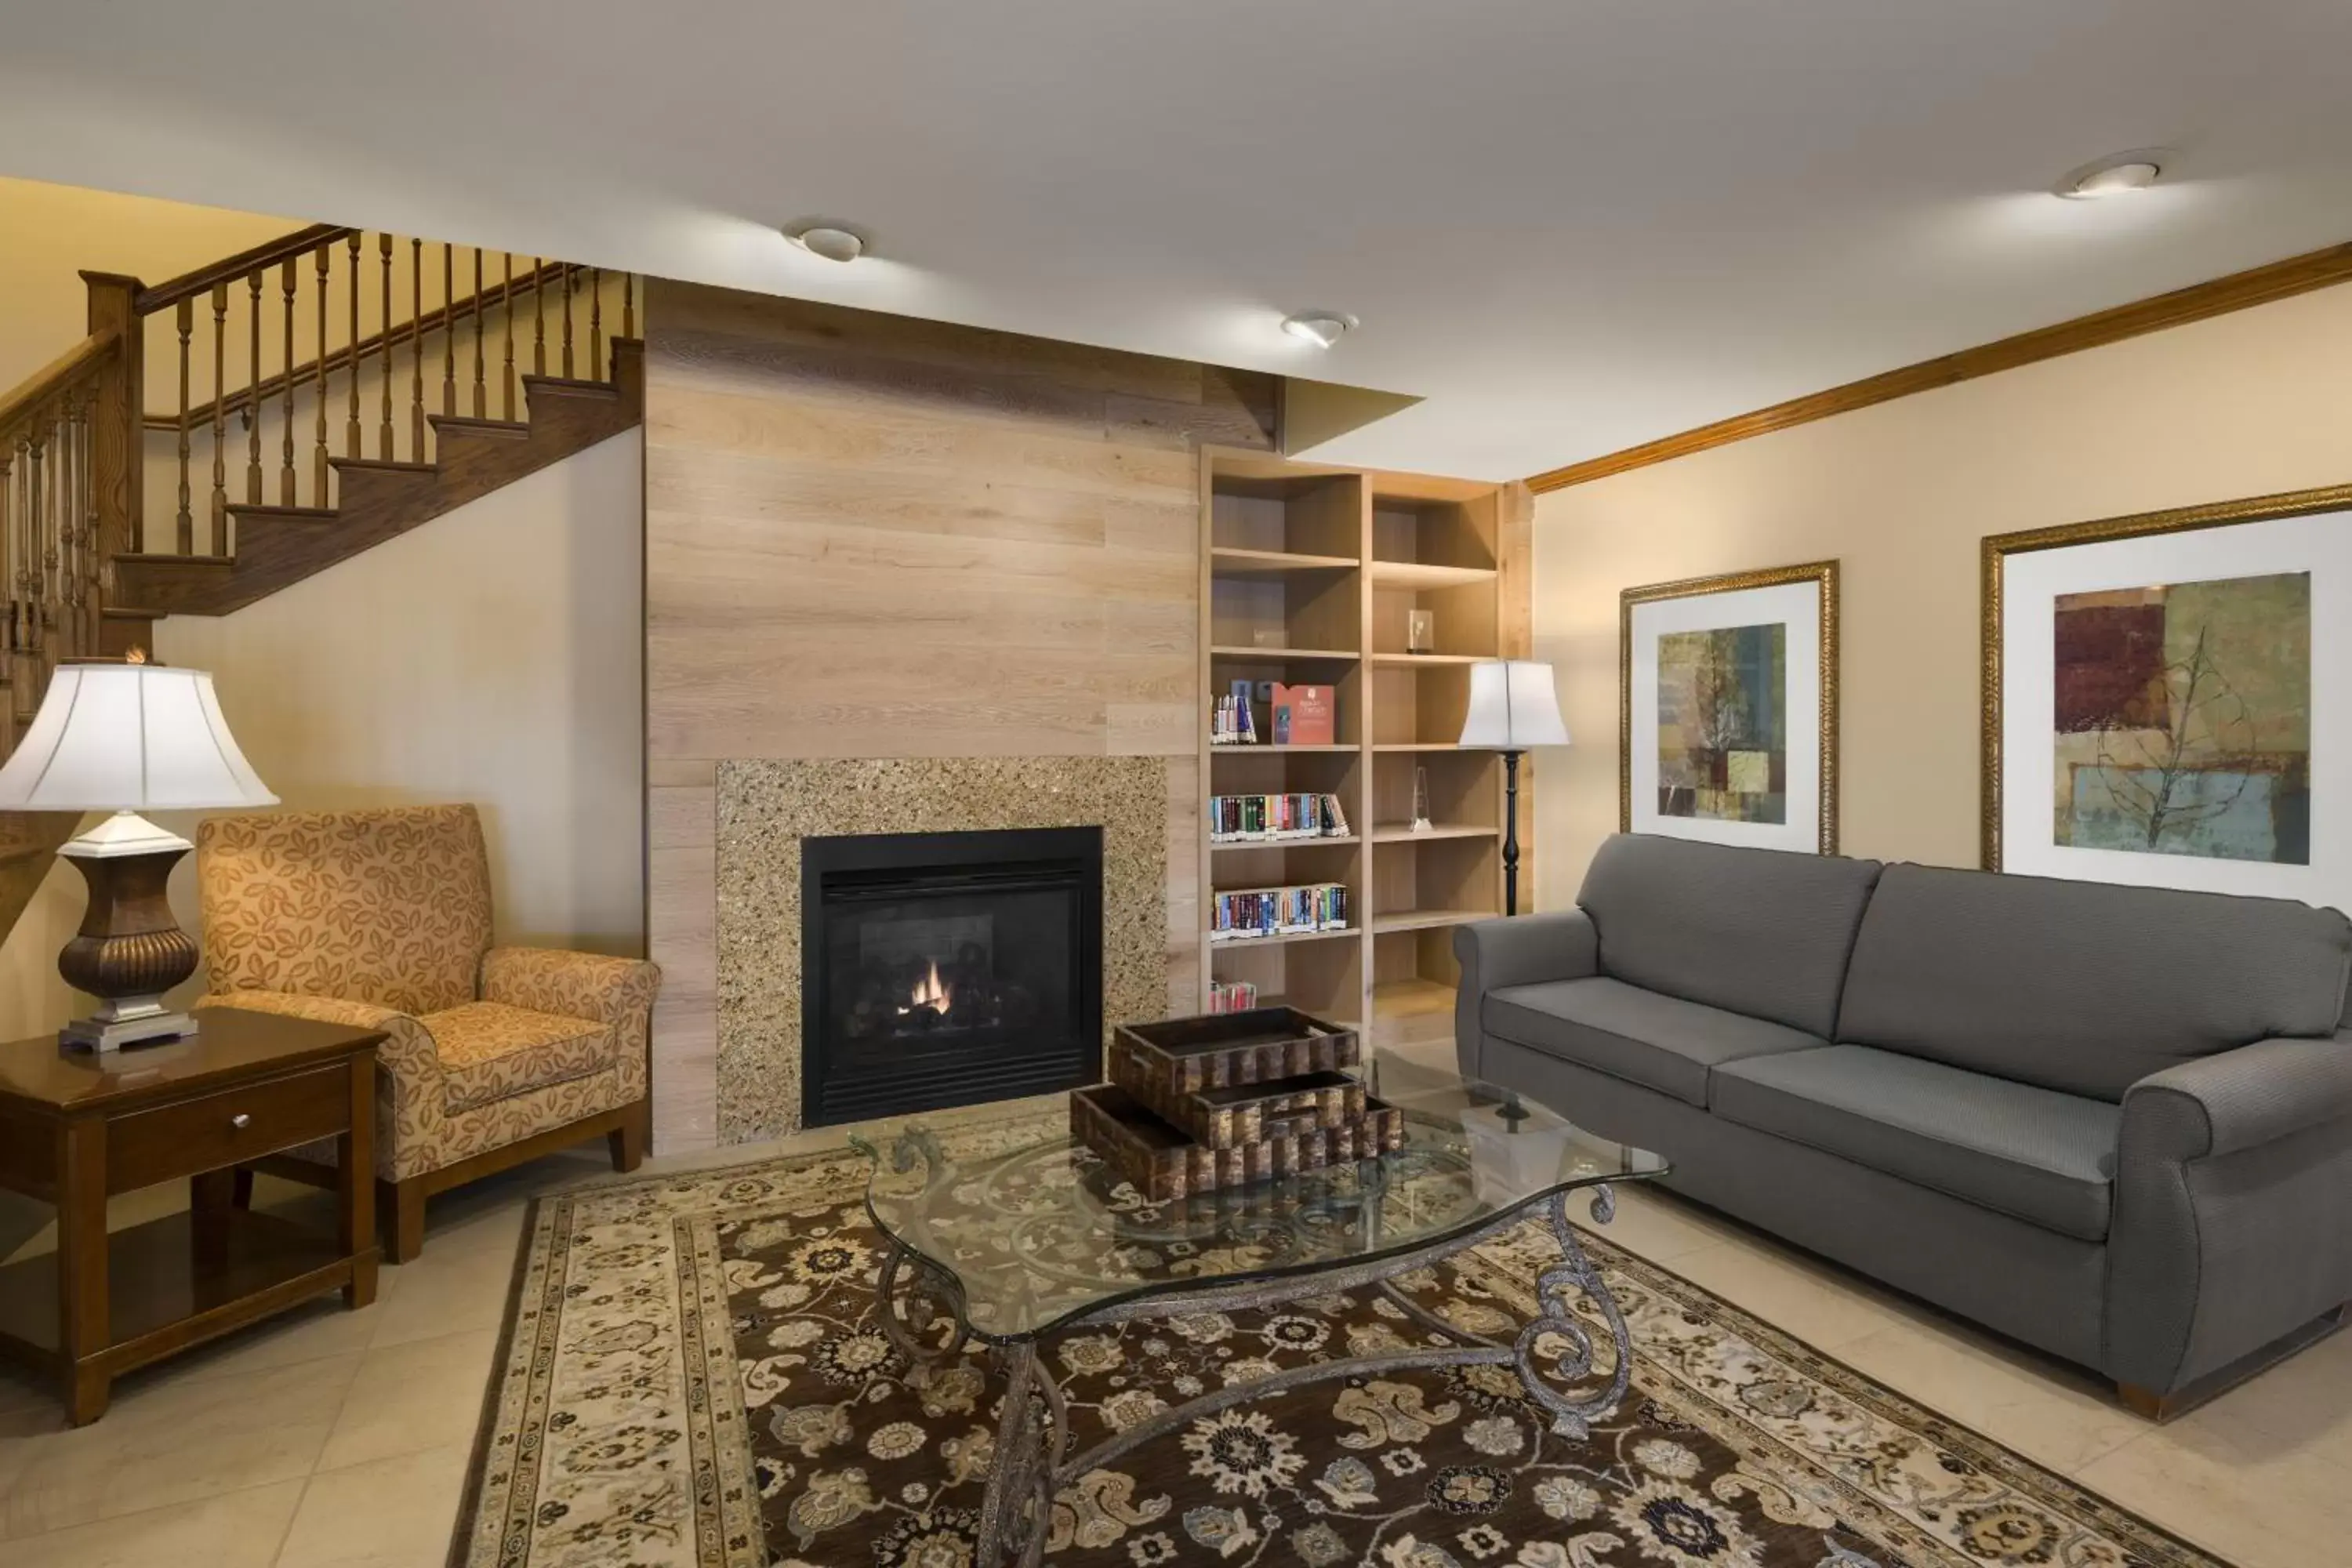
452,1112,2226,1568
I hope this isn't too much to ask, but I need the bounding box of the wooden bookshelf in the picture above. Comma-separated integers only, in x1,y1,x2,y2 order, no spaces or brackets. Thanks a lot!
1198,448,1529,1049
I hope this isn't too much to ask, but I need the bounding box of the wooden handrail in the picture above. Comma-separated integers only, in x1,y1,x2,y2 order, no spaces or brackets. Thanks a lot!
132,223,354,315
0,328,118,434
140,259,585,431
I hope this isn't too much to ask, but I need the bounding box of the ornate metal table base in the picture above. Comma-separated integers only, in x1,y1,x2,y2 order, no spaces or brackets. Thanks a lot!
873,1184,1632,1568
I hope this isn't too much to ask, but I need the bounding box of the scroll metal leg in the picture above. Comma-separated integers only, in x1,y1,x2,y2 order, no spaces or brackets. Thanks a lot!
875,1240,971,1375
1512,1184,1634,1439
975,1342,1046,1567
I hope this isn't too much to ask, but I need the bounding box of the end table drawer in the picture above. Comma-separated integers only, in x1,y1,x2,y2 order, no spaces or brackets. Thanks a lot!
107,1063,352,1192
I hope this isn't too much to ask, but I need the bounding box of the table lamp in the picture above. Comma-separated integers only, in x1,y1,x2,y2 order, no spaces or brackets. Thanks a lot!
0,655,278,1050
1458,659,1569,916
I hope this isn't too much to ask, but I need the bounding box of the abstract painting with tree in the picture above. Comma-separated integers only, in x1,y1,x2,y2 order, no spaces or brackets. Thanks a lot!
2052,572,2310,863
1656,622,1787,823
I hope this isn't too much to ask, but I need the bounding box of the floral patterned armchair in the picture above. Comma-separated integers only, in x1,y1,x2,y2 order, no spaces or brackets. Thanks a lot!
196,804,660,1260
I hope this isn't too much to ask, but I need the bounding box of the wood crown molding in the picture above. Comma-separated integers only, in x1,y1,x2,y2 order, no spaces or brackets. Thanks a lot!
1526,238,2352,495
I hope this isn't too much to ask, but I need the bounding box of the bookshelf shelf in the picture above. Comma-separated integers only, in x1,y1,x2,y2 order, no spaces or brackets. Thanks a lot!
1201,448,1521,1045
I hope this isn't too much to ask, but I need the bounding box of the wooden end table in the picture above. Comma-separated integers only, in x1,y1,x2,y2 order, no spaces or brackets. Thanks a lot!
0,1006,383,1425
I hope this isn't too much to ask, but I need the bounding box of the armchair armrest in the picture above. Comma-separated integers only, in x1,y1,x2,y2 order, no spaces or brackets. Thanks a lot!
1450,910,1600,1079
479,946,662,1026
197,989,443,1102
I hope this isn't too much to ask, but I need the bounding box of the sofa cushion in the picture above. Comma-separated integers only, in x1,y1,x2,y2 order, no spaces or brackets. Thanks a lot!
1837,864,2352,1102
423,1001,612,1113
1713,1045,2121,1240
1576,834,1883,1038
1484,976,1824,1107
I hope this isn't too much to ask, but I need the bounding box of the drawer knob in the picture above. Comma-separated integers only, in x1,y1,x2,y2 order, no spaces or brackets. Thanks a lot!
230,1112,252,1131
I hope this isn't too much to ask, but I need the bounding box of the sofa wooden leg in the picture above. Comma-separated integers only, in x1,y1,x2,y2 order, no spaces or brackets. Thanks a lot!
608,1101,648,1174
2116,1382,2178,1422
382,1178,427,1264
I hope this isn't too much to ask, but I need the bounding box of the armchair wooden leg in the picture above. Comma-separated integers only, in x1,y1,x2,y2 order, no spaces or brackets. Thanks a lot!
608,1099,648,1174
2116,1383,2178,1422
383,1177,427,1264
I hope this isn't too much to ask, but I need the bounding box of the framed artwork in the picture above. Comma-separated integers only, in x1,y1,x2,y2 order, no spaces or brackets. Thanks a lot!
1621,561,1839,853
1982,482,2352,907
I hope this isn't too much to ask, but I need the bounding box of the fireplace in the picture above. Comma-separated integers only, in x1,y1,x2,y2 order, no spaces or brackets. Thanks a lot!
800,825,1103,1127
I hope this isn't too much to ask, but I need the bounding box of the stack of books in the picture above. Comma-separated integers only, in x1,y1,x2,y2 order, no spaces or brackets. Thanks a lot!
1208,793,1349,842
1211,882,1348,942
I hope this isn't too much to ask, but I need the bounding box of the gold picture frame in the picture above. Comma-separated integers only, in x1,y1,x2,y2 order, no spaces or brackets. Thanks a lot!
1620,559,1841,853
1980,481,2352,873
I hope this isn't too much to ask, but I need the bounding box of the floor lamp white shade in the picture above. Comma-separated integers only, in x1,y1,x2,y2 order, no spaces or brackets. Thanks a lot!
1457,659,1570,750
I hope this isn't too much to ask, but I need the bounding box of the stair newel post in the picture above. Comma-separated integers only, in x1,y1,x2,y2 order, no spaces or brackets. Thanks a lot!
441,242,456,418
471,249,487,419
1,446,12,673
209,282,229,554
80,270,143,567
379,234,395,459
280,258,298,506
246,270,264,504
502,255,515,421
174,298,194,554
343,232,362,459
313,243,330,505
561,267,575,379
589,268,603,382
81,387,103,653
410,238,425,460
532,259,546,376
622,274,635,343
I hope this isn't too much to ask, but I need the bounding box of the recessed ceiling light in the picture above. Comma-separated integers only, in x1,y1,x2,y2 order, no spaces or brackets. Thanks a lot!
1281,310,1356,349
2056,151,2166,200
783,220,867,263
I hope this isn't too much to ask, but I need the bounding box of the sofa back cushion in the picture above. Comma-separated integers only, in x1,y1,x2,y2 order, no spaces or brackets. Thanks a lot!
198,804,495,1016
1837,864,2352,1101
1575,834,1884,1037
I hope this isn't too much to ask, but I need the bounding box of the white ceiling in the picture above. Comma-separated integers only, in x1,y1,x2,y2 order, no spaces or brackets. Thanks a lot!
6,2,2352,481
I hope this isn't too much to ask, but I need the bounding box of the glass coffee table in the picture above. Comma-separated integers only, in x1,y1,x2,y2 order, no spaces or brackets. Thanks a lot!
849,1052,1667,1566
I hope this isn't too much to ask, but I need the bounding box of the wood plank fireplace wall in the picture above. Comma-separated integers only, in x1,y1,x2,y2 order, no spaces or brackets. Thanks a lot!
644,281,1279,1151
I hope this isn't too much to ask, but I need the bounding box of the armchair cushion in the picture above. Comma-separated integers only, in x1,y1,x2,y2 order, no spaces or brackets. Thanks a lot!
197,805,494,1015
422,1001,611,1113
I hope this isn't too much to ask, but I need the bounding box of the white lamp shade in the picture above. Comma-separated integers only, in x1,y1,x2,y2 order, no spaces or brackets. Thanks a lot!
0,663,278,811
1458,659,1570,750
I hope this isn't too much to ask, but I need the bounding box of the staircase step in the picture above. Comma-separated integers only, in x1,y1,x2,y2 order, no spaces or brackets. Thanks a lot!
329,456,436,476
115,552,236,568
224,503,338,523
521,373,622,401
429,413,530,441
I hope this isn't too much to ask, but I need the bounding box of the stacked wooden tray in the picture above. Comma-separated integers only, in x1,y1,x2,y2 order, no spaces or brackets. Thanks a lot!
1070,1007,1404,1201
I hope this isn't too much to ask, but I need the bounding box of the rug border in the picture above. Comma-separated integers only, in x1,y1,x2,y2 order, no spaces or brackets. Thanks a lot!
440,1123,2247,1568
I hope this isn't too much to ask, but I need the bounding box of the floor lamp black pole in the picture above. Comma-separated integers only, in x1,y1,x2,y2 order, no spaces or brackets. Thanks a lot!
1501,750,1523,916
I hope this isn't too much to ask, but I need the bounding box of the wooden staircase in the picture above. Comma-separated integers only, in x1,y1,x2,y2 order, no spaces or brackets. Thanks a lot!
0,223,642,944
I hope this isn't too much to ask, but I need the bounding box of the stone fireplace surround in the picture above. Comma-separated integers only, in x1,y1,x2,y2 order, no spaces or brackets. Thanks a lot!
713,757,1171,1142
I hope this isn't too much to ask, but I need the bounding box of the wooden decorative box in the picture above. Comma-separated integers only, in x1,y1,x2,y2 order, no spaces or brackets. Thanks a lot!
1074,1007,1401,1200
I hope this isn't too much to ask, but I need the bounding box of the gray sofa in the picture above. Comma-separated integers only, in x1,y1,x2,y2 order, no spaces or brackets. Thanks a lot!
1454,833,2352,1414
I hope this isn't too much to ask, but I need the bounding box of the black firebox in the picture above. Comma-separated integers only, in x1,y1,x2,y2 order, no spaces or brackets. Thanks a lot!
800,825,1102,1127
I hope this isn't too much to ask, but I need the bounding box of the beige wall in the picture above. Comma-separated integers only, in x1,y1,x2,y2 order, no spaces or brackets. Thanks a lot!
0,430,647,1040
1532,280,2352,909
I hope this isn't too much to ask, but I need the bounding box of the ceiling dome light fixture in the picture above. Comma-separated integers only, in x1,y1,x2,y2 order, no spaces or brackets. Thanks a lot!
2056,151,2167,200
783,220,867,263
1280,310,1356,349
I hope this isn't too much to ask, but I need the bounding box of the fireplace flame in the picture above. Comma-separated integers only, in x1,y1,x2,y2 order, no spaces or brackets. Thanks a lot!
902,957,951,1015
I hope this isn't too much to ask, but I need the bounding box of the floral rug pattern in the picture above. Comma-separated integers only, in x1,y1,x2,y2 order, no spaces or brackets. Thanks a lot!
452,1113,2227,1568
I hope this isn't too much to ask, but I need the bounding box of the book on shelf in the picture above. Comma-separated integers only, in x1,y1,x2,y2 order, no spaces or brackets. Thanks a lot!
1210,682,1260,746
1210,882,1348,942
1207,978,1259,1014
1208,792,1350,842
1271,683,1334,746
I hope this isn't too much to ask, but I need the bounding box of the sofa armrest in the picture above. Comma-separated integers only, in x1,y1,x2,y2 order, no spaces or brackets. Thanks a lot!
2106,1031,2352,1394
1451,911,1599,1079
479,946,662,1027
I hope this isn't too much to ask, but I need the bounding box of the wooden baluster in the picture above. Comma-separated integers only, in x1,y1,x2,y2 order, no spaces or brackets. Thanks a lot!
281,258,299,504
313,245,332,503
471,249,486,418
379,234,395,458
441,242,456,417
589,268,603,382
532,259,547,375
410,238,425,459
27,433,45,654
56,402,76,652
561,267,575,379
210,283,228,554
247,270,264,503
345,232,362,458
622,273,635,341
0,445,10,672
175,298,194,554
502,255,515,420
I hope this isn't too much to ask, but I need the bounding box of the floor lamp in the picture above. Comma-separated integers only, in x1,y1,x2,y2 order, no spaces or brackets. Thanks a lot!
1458,659,1569,916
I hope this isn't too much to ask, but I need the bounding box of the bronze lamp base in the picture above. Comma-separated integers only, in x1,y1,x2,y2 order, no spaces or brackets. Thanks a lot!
56,811,201,1052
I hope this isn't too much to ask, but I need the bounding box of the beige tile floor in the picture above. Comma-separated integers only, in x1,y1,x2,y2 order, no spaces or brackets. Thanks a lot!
1,1078,2341,1567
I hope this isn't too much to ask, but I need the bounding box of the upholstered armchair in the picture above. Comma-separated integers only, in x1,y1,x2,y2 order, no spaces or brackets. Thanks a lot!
195,804,660,1261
